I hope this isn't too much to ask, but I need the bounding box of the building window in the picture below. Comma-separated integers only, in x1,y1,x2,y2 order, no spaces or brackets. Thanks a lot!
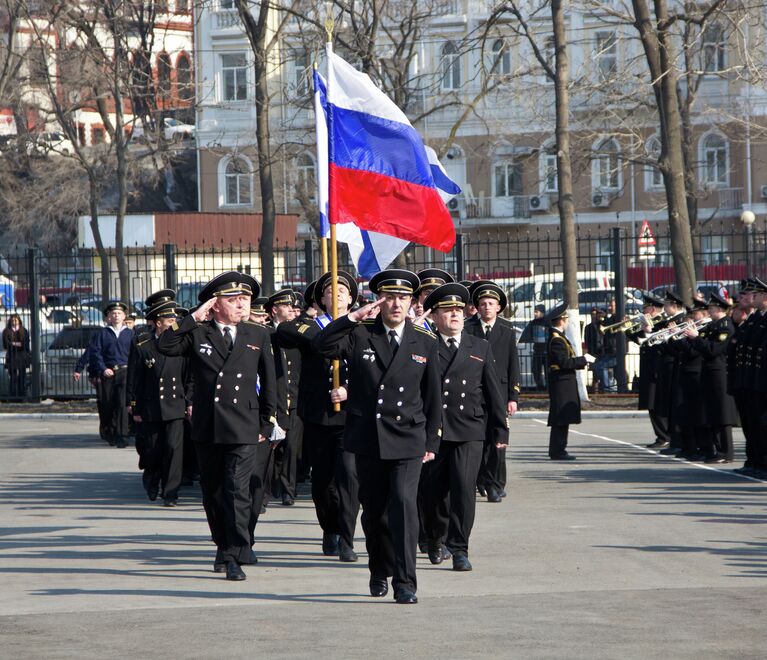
491,38,510,75
542,36,555,83
92,126,106,144
28,46,48,86
176,0,189,12
701,133,728,186
176,54,193,103
295,152,316,202
493,160,522,198
441,41,461,90
702,23,726,73
540,142,558,193
157,52,172,98
595,31,617,81
222,156,253,206
292,49,309,95
219,0,235,8
592,138,621,190
645,136,663,190
701,235,729,266
221,52,248,101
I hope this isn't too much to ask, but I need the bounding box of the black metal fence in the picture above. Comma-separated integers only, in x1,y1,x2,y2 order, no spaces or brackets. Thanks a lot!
1,220,764,400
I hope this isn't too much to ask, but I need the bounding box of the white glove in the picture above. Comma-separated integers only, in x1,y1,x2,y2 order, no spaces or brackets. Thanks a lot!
583,353,597,364
270,425,287,443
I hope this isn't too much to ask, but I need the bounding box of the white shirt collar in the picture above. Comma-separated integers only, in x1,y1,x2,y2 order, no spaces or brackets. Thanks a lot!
439,332,461,347
383,320,406,343
108,324,126,337
214,320,238,341
481,317,497,331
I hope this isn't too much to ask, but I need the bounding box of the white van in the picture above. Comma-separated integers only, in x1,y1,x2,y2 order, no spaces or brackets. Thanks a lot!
507,271,612,319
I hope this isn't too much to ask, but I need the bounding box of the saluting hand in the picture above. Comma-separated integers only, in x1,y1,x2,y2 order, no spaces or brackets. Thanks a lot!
348,298,384,322
192,298,216,323
412,309,432,327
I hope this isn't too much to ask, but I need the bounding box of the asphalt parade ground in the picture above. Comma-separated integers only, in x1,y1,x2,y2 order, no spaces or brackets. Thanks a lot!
1,417,766,659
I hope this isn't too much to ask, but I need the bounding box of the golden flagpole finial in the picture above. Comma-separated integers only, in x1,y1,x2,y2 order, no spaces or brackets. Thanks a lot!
324,8,334,43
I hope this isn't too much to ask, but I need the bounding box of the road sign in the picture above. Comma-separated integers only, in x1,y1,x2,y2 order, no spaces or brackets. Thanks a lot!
638,220,656,247
639,245,656,261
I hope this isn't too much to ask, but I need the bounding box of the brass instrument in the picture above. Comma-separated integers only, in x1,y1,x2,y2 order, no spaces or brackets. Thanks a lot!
603,311,668,334
645,317,711,346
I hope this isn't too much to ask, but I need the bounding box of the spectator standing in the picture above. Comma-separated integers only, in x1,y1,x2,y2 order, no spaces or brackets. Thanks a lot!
2,314,31,397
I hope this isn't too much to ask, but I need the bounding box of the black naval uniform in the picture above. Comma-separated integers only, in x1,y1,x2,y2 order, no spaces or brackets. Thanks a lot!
465,315,520,498
749,310,767,470
666,332,708,458
423,331,507,559
127,331,191,502
277,315,359,554
547,327,588,457
691,316,738,461
313,315,442,598
158,314,277,565
89,324,133,447
729,310,761,467
627,323,670,445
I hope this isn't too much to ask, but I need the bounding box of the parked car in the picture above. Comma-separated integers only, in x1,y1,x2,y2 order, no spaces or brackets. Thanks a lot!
42,324,101,397
26,132,74,157
650,280,730,303
507,270,613,320
132,117,195,143
573,288,644,316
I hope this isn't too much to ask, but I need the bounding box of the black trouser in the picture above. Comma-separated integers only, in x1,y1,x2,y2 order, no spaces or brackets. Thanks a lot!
423,440,483,556
304,422,359,549
549,425,569,457
100,367,128,441
141,419,184,500
8,368,26,397
417,460,447,547
477,441,507,493
648,409,670,443
711,425,734,460
272,415,301,500
248,440,274,547
686,425,715,458
356,453,422,595
195,442,261,565
733,391,754,465
182,418,198,481
532,351,547,390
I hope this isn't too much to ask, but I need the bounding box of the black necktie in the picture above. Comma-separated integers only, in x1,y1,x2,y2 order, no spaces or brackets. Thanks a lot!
223,326,233,353
484,324,491,339
388,329,399,355
447,337,457,353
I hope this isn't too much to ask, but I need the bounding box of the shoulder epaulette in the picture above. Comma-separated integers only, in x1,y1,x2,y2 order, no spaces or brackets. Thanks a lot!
361,319,376,325
413,325,436,339
241,320,258,326
297,323,312,334
136,337,151,346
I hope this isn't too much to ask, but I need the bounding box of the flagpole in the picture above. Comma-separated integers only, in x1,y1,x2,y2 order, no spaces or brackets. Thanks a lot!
315,59,329,274
325,15,341,412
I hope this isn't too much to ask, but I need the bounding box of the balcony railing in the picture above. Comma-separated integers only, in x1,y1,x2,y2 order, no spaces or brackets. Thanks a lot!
717,187,742,211
448,194,534,220
213,9,240,30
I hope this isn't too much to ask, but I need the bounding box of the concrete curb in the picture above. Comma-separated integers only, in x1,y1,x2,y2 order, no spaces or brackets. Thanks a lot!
0,410,645,420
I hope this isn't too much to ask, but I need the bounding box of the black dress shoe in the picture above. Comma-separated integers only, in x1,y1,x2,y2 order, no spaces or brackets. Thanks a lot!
647,440,670,449
213,550,226,573
115,438,126,448
339,544,358,562
281,494,295,506
705,455,727,464
225,561,246,581
418,541,428,554
452,554,473,571
427,544,444,565
659,447,681,456
147,486,159,502
477,485,487,497
163,498,177,507
486,488,502,503
441,545,452,560
499,489,507,498
394,590,418,604
369,577,388,597
322,533,340,556
246,550,258,565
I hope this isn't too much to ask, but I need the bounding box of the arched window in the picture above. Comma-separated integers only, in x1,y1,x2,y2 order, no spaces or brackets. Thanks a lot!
295,152,316,201
644,135,663,190
702,23,726,72
592,137,621,190
176,54,192,103
220,155,253,206
491,38,510,75
441,41,461,90
157,52,172,98
539,140,558,193
700,133,728,186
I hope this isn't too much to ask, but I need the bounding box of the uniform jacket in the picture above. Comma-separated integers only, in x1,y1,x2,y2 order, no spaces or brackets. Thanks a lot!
89,325,133,374
437,332,508,446
267,322,301,430
127,332,191,422
666,334,704,426
546,327,587,426
277,315,348,426
158,314,277,443
690,316,738,426
626,328,662,411
465,315,521,403
312,315,442,460
727,311,754,393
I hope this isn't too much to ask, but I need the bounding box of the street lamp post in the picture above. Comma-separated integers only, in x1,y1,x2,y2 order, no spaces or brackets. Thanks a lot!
741,210,756,277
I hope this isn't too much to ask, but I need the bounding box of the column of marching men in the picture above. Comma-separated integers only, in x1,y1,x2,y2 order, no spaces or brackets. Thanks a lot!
85,268,522,604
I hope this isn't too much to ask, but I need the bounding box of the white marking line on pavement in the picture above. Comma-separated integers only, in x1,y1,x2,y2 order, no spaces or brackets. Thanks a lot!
530,418,767,484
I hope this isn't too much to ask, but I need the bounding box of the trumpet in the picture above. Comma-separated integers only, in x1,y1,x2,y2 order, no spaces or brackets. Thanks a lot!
603,311,669,334
645,317,711,346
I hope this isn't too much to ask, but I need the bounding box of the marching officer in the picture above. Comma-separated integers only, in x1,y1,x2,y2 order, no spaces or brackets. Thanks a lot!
89,301,133,448
158,271,277,581
684,292,737,462
127,298,191,505
546,304,595,460
276,271,359,562
465,280,520,500
626,291,669,449
313,269,442,605
741,277,767,475
421,283,507,572
657,291,687,456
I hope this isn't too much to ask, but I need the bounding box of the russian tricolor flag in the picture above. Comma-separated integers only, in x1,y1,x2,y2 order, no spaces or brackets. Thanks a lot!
315,49,459,276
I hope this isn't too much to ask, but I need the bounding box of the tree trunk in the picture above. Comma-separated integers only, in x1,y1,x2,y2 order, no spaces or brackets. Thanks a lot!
632,0,696,304
88,177,111,304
